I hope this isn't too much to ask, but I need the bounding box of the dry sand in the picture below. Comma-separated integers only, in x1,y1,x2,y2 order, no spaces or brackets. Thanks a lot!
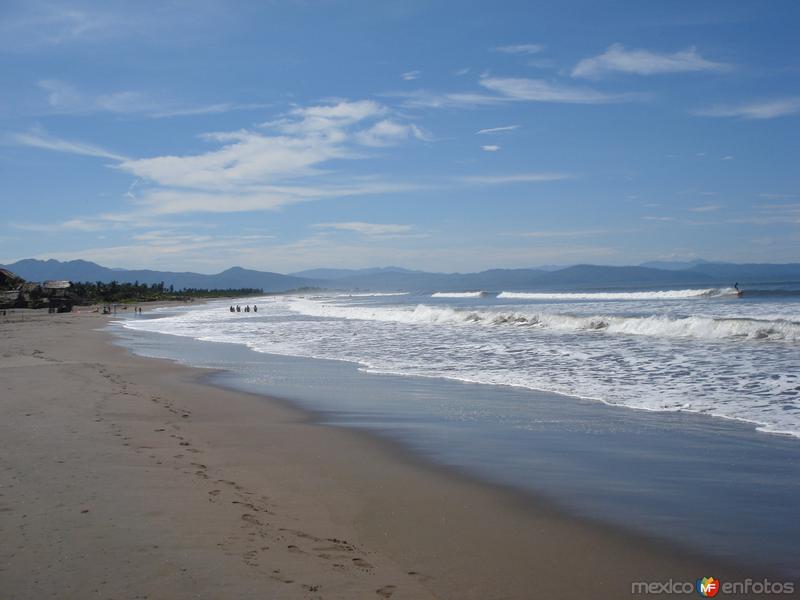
0,309,744,599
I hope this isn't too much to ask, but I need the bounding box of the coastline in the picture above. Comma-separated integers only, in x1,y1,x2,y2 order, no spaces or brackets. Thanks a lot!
0,310,772,599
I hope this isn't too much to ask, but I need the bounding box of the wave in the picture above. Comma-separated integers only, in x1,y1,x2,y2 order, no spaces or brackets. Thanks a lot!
431,291,488,298
497,288,737,301
288,299,800,342
333,292,409,297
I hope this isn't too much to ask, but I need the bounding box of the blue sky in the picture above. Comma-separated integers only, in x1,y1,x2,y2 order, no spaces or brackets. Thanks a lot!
1,0,798,273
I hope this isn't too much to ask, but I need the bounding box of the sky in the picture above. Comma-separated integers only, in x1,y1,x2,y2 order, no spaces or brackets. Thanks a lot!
0,0,798,274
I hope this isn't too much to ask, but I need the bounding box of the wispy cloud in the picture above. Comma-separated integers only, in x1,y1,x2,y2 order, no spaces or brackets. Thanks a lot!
493,44,545,55
481,145,500,152
692,98,800,119
572,44,729,79
151,102,272,118
479,77,624,104
389,74,628,109
459,172,572,185
8,126,128,161
688,204,722,212
312,222,415,236
1,1,228,50
0,4,114,48
401,70,421,81
476,125,519,135
36,79,269,119
388,89,504,109
505,228,618,238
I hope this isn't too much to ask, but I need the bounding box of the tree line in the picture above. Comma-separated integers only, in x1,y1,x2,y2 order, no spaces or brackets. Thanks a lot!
69,281,264,303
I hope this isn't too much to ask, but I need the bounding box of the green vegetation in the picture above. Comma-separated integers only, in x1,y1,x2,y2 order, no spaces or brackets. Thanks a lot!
69,281,264,304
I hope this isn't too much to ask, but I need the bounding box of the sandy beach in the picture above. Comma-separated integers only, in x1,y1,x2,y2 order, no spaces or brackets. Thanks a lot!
1,309,751,600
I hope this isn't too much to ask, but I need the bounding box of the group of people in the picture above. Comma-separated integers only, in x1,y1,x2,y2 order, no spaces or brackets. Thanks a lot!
230,304,257,313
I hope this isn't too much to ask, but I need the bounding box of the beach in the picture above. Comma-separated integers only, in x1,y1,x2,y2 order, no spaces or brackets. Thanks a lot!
0,309,769,599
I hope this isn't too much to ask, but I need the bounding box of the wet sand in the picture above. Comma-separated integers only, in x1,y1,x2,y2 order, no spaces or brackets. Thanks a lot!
0,309,750,599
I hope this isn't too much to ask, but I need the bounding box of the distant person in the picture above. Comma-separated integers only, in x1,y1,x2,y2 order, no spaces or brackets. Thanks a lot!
734,282,743,297
230,305,235,313
253,305,257,313
245,305,250,313
236,305,241,312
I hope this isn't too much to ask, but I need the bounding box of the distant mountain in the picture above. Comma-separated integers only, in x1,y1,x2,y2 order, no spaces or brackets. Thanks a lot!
0,259,312,293
639,259,713,271
290,266,421,280
533,265,712,288
3,258,799,294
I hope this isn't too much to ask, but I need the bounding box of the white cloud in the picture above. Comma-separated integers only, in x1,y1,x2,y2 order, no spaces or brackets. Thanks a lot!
481,145,500,152
355,120,427,147
692,98,800,120
572,44,729,79
454,67,471,76
476,125,519,134
312,222,415,236
721,155,734,160
401,70,421,81
11,99,428,218
9,127,128,161
119,100,401,191
642,216,676,221
493,44,545,55
479,77,622,104
459,172,572,185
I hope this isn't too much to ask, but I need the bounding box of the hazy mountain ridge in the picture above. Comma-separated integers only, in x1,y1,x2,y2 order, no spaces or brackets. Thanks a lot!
2,259,312,293
2,258,800,293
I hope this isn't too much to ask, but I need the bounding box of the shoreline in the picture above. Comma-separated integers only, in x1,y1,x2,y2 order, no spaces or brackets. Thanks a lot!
0,310,780,599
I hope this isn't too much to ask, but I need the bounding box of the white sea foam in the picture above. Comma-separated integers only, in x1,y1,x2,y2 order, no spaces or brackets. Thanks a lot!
431,291,488,298
498,288,737,301
121,292,800,438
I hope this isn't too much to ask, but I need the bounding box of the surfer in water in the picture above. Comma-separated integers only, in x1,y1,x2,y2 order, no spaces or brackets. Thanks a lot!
734,282,743,297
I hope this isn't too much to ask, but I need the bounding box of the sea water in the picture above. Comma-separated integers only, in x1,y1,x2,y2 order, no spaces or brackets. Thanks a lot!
122,285,800,438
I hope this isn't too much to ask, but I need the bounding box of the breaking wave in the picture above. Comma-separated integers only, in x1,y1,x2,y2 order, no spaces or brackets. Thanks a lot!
431,291,488,298
289,299,800,342
497,288,738,301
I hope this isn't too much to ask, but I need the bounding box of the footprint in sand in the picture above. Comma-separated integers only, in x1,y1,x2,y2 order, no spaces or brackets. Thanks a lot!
352,557,373,569
240,513,265,527
376,585,397,598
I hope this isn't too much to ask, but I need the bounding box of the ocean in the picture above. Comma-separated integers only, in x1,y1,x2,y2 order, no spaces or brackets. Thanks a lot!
113,283,800,575
122,284,800,437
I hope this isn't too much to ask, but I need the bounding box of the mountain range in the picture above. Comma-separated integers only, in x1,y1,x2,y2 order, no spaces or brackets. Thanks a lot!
2,258,800,293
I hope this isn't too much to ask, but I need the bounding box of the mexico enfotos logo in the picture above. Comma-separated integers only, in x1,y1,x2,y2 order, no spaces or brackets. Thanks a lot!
631,576,795,596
